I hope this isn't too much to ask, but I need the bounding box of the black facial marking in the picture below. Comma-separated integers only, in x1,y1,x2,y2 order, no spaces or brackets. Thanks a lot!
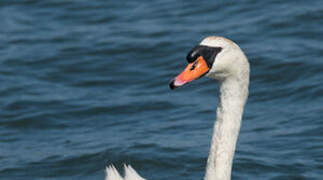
186,45,222,68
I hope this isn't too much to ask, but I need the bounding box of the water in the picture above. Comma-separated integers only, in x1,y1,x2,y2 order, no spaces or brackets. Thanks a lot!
0,0,322,179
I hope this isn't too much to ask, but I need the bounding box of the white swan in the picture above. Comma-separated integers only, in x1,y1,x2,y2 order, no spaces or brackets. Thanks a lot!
106,36,249,180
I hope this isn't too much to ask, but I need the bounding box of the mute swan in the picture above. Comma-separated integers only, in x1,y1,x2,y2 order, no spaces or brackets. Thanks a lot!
106,36,249,180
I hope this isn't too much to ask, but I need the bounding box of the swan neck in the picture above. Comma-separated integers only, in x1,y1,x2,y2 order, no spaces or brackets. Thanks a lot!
204,76,248,180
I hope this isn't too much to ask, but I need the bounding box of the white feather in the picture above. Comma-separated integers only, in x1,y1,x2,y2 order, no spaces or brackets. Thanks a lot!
105,165,123,180
124,164,146,180
105,164,146,180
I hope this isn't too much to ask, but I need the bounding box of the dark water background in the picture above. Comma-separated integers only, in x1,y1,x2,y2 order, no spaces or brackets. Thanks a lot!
1,0,322,179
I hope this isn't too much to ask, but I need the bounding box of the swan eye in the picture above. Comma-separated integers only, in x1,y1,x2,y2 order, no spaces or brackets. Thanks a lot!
190,60,198,71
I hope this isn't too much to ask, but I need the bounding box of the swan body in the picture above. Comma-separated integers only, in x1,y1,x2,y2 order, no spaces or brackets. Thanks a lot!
106,36,249,180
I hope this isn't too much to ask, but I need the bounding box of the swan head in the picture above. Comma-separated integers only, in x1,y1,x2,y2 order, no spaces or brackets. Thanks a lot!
170,36,248,89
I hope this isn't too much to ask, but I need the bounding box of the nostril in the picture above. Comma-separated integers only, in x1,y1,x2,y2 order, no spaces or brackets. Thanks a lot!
190,61,198,71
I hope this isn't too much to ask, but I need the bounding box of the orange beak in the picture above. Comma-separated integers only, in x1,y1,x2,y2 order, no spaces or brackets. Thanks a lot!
170,56,210,89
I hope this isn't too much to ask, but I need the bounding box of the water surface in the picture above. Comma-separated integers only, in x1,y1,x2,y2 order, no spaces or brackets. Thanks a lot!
0,0,322,179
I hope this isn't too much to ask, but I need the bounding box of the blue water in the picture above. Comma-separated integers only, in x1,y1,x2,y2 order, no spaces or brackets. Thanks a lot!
0,0,322,179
